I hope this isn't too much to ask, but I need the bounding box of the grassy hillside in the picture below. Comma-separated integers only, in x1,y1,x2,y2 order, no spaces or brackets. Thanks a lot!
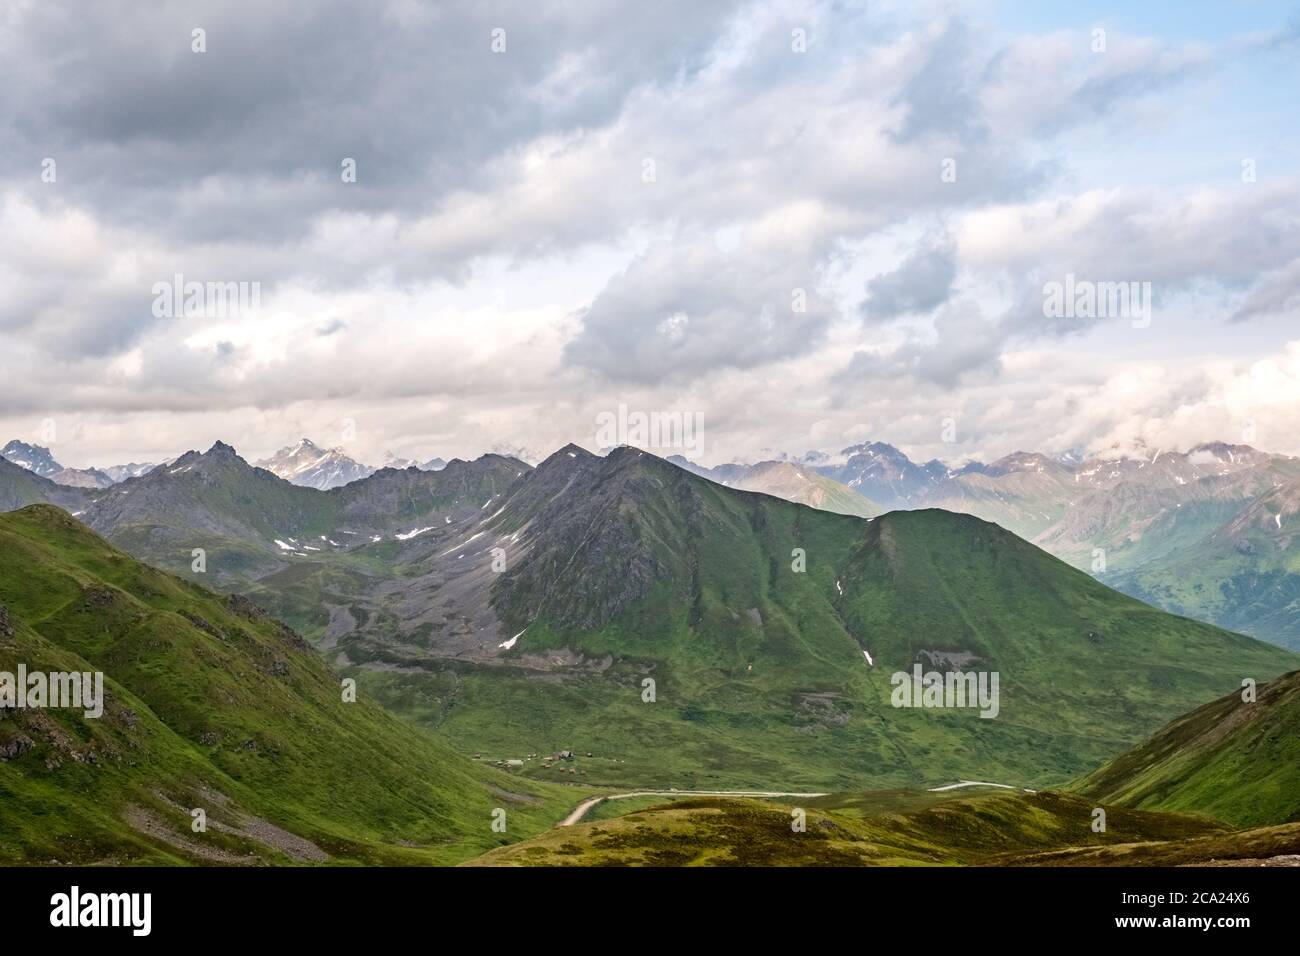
1074,668,1300,828
0,505,573,865
466,790,1227,866
803,441,1300,652
1000,822,1300,866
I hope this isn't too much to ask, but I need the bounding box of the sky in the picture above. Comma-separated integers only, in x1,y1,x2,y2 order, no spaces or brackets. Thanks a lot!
1,0,1298,469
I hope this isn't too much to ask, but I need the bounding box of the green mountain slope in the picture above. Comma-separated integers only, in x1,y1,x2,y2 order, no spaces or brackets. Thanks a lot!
1074,668,1300,828
1112,479,1300,650
0,505,569,865
0,456,90,512
310,445,1297,792
802,440,1300,650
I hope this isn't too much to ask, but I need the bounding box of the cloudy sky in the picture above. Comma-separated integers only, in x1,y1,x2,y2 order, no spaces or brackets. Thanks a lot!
1,0,1298,469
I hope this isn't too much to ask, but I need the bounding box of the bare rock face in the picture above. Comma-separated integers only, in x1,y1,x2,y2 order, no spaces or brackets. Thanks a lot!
225,593,267,621
83,586,117,609
487,445,679,633
0,734,34,761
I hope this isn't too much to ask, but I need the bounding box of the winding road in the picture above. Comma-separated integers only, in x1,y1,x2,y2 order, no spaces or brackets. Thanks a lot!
560,789,831,826
926,780,1037,793
560,780,1035,826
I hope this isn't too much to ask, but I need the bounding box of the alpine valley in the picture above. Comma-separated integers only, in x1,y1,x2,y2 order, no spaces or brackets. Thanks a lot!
7,0,1300,885
2,435,1297,866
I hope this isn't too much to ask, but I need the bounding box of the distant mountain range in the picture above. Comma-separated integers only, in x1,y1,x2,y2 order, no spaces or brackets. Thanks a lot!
2,436,450,494
253,438,449,489
0,439,117,489
100,461,160,483
805,441,952,508
666,456,881,519
255,438,376,490
5,432,1300,651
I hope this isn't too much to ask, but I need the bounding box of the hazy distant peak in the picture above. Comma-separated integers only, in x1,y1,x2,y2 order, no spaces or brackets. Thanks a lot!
1,439,63,477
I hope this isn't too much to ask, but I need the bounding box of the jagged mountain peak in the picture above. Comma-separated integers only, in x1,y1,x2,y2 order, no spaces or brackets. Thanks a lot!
206,440,241,459
1,439,63,477
0,440,118,489
811,440,935,508
256,438,374,490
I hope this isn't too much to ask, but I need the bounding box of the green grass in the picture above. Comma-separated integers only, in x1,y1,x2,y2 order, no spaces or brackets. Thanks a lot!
1000,822,1300,866
466,790,1229,867
583,794,695,822
1074,669,1300,827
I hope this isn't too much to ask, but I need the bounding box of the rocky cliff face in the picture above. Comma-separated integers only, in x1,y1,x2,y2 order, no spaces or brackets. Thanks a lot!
489,445,682,632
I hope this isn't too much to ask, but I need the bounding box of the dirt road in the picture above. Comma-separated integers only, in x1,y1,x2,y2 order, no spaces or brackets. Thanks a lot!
560,789,830,826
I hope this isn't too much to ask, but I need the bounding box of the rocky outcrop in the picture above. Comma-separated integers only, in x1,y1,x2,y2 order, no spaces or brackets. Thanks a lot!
0,734,34,761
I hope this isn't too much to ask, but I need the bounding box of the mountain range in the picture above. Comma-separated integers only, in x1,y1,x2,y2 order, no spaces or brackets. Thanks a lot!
664,440,1300,650
6,432,1300,650
1,439,117,490
1,437,451,496
3,438,1291,794
253,438,448,490
2,438,1297,865
666,456,881,519
5,500,1295,866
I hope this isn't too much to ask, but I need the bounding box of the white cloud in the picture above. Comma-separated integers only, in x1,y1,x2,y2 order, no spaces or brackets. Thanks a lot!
1,1,1297,469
